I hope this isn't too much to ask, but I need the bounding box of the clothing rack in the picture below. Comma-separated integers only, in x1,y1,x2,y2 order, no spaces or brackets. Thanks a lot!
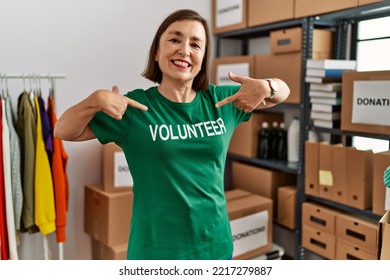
1,73,66,101
3,73,66,79
1,72,66,260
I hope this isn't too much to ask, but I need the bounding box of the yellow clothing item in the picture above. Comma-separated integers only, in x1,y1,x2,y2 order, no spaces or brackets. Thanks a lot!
34,96,56,235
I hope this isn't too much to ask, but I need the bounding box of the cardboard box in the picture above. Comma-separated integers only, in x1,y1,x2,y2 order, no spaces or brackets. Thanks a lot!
91,239,127,260
212,0,247,34
341,71,390,135
226,194,273,259
336,238,377,260
228,112,284,158
225,188,252,201
248,0,294,27
277,185,296,229
378,210,390,260
231,161,296,214
256,26,333,104
84,185,133,246
359,0,384,5
372,151,390,215
270,27,333,57
318,142,334,201
346,147,374,210
302,202,339,235
302,225,336,259
305,141,319,197
294,0,358,18
335,213,378,252
212,55,255,85
255,53,302,104
102,143,133,191
332,144,348,205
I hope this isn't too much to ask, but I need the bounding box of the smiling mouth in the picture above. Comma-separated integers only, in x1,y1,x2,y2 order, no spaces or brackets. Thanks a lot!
172,60,191,68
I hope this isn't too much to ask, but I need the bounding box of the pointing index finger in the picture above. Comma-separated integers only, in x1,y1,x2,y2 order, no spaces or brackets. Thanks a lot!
125,97,148,111
215,95,236,108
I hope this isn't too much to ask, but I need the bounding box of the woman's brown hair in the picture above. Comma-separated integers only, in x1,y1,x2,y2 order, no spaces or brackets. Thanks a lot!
142,9,211,91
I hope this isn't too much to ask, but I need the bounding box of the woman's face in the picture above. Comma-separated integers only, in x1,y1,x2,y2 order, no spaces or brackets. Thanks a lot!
155,19,206,86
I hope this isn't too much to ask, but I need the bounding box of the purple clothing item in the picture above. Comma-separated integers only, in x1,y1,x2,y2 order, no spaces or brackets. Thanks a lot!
38,96,53,166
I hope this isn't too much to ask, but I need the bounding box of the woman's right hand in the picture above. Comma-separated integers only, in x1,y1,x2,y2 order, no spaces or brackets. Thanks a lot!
93,86,148,120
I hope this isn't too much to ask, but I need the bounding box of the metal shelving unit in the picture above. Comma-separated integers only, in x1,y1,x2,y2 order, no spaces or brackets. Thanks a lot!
215,1,390,260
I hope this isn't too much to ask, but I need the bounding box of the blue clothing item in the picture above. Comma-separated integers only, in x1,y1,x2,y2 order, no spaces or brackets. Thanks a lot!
38,96,53,166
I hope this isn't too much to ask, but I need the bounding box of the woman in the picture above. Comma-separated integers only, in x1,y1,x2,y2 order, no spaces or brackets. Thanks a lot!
54,9,289,260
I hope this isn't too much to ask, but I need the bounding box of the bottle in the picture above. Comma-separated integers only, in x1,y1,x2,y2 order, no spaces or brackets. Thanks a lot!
277,122,287,160
269,121,279,159
257,121,270,159
287,117,300,163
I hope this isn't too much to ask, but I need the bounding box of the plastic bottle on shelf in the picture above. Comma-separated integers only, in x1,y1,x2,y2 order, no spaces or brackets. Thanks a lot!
269,121,279,159
257,121,270,159
287,117,300,163
277,122,288,160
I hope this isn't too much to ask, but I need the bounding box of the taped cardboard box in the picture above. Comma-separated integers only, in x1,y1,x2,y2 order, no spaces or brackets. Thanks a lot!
341,71,390,136
226,194,273,259
359,0,384,5
378,210,390,260
102,143,133,191
231,161,296,214
277,185,296,229
255,52,302,104
270,27,333,58
212,0,247,34
91,239,127,260
225,188,252,201
84,184,133,247
248,0,294,27
294,0,358,18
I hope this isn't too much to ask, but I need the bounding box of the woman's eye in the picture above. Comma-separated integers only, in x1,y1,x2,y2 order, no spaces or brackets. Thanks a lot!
192,43,201,49
169,38,180,43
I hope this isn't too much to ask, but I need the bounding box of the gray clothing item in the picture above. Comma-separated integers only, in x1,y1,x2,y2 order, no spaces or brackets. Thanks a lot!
5,94,23,230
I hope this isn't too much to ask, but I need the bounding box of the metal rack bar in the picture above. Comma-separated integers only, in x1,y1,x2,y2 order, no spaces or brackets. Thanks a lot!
3,73,66,79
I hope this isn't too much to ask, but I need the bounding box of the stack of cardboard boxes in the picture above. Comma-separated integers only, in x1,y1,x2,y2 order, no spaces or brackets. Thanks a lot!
212,0,384,35
84,143,134,260
225,189,273,259
302,202,378,259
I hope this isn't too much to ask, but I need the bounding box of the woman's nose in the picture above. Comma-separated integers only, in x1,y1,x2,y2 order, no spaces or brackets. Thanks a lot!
178,43,190,57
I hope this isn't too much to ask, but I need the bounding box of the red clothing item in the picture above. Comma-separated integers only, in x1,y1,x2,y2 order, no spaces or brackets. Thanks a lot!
0,101,9,259
48,97,69,242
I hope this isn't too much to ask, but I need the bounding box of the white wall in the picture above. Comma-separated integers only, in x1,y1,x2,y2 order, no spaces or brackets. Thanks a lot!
0,0,211,260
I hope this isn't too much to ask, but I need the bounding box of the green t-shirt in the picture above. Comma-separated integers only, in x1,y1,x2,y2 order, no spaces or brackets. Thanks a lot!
89,85,251,259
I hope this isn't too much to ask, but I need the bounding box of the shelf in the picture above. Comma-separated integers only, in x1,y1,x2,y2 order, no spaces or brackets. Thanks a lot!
310,125,390,141
255,102,301,113
313,1,390,23
214,19,305,39
227,153,299,174
306,195,383,222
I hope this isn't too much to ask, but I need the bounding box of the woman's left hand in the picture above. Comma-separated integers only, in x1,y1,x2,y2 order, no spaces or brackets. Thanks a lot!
215,72,269,113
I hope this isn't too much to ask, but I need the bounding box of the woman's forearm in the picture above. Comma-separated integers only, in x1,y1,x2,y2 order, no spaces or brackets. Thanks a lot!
54,92,101,141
